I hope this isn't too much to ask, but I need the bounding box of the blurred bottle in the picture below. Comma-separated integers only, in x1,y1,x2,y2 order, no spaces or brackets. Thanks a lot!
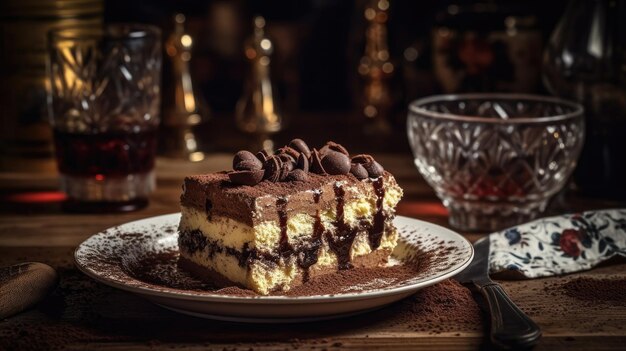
432,1,542,93
354,0,398,136
161,13,210,162
543,0,626,200
0,0,103,173
235,16,284,152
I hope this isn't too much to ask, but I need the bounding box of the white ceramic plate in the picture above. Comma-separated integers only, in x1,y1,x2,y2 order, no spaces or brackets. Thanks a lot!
75,214,473,323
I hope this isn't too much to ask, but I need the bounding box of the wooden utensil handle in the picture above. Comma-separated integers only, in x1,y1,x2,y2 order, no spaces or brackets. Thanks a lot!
481,283,542,349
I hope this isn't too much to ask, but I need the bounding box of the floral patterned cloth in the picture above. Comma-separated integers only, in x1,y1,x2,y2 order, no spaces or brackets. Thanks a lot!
489,209,626,278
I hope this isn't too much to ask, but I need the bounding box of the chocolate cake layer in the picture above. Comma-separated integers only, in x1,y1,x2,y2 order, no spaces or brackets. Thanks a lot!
179,219,396,271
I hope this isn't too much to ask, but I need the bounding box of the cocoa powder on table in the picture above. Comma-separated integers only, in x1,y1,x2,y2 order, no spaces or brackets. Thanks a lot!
0,266,483,350
562,277,626,305
388,279,484,334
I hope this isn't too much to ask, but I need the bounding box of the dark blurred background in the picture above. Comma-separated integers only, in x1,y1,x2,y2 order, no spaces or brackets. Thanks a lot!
0,0,574,167
3,0,626,200
108,0,569,152
105,0,567,112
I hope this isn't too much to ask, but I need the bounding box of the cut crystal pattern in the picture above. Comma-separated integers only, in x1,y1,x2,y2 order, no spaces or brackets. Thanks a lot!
407,95,584,231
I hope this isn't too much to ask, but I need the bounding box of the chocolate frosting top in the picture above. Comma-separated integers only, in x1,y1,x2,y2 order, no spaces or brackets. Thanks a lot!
180,171,395,226
181,139,394,225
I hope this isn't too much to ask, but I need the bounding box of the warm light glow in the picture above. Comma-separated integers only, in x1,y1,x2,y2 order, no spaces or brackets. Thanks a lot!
188,113,201,124
260,39,272,51
59,45,84,93
382,62,394,73
377,50,389,61
254,16,266,28
4,191,67,203
364,105,377,118
262,139,274,153
182,68,196,112
245,48,257,59
189,151,205,162
185,132,197,151
358,64,370,75
438,27,450,37
396,201,448,217
181,34,192,47
404,47,418,61
260,73,278,129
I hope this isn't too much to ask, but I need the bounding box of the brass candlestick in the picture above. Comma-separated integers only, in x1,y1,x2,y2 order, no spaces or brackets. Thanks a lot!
162,13,209,161
235,16,284,153
358,0,394,135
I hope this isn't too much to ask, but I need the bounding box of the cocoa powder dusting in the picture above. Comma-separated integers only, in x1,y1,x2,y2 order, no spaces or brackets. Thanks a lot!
387,279,484,334
119,249,434,297
562,277,626,305
285,263,423,296
0,247,483,350
0,267,127,351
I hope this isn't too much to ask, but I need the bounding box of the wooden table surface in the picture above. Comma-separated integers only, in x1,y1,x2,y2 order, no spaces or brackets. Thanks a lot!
1,154,625,350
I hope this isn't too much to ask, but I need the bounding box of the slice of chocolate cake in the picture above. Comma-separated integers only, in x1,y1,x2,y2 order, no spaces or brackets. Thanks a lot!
178,139,403,295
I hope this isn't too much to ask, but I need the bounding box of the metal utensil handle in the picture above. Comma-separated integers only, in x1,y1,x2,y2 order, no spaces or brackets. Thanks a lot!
481,283,542,349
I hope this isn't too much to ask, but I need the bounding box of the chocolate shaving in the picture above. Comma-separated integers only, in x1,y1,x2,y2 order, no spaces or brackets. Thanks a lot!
279,161,292,181
351,154,375,165
309,149,326,175
263,156,282,182
320,141,349,157
277,153,295,166
278,146,300,160
227,169,264,186
351,154,384,178
255,150,268,163
289,138,311,158
296,154,309,173
227,139,386,185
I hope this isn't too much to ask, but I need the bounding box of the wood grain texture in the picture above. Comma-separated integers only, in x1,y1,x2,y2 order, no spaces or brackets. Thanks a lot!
1,155,625,350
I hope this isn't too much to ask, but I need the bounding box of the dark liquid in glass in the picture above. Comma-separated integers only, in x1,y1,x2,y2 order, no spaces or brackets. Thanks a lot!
53,129,157,212
53,129,157,177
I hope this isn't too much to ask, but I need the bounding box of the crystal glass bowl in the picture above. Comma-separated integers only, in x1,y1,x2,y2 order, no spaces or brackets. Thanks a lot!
407,94,584,231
